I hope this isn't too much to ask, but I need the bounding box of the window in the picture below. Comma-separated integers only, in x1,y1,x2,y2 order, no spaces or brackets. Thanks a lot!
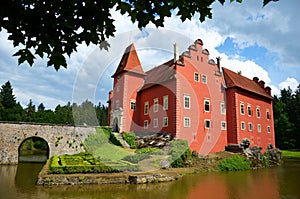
202,74,207,84
205,120,211,129
117,76,120,81
221,121,226,130
256,106,261,118
266,109,270,120
248,123,253,132
257,124,261,133
267,126,271,133
247,104,252,116
144,101,149,115
163,117,168,127
154,98,158,112
116,100,119,109
163,95,168,110
184,117,190,127
194,72,199,82
144,120,148,129
206,134,211,142
241,121,245,130
240,102,245,115
220,102,226,115
204,99,210,112
184,95,190,109
130,100,136,110
153,118,158,128
116,86,120,92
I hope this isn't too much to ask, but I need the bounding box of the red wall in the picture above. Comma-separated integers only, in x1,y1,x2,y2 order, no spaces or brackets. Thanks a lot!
226,87,275,150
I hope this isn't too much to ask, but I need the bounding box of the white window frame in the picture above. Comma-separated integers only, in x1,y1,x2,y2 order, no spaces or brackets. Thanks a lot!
194,72,200,82
184,95,190,109
202,74,207,84
144,120,148,129
248,122,253,132
220,102,226,115
116,86,120,92
163,117,168,127
184,117,190,127
204,119,211,129
240,102,245,115
130,99,136,110
154,98,158,113
163,95,168,110
266,109,270,120
256,106,261,118
257,124,261,133
267,126,271,133
221,121,226,130
247,104,252,116
116,100,119,109
241,121,245,130
144,101,149,115
204,99,210,112
153,118,158,128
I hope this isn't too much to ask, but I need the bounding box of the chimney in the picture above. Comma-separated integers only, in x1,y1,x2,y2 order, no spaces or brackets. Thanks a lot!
259,80,265,88
253,77,259,83
265,86,272,96
216,56,221,71
174,43,179,63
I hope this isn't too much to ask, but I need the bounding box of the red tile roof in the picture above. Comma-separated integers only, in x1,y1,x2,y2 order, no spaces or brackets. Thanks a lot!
112,43,146,77
222,67,272,100
139,59,176,91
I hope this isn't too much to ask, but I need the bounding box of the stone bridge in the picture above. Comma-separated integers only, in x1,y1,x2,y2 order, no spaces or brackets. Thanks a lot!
0,122,96,164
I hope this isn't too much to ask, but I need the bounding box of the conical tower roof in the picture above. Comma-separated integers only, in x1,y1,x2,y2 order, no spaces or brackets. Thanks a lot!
112,43,145,77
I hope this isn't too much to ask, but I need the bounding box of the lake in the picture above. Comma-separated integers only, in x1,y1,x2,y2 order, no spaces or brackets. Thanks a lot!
0,159,299,199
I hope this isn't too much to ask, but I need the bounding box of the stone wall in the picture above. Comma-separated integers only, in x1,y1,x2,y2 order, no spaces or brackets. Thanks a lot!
0,122,96,164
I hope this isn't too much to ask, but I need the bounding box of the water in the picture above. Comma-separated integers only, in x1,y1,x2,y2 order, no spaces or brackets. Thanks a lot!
0,159,299,199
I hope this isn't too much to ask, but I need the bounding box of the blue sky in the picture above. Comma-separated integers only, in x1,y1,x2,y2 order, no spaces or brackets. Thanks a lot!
0,0,299,110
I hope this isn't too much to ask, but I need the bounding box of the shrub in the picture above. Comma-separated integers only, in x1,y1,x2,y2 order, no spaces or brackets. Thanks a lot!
135,147,164,155
218,155,251,171
121,132,136,149
168,139,191,168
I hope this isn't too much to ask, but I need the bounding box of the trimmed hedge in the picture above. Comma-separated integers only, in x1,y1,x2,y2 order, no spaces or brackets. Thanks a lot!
121,132,136,149
49,153,140,174
122,153,151,163
135,147,164,155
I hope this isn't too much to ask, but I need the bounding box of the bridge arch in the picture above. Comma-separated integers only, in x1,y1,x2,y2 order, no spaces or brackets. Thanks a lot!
18,136,50,163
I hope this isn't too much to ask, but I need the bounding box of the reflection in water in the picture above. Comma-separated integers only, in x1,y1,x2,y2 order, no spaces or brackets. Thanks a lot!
0,159,299,199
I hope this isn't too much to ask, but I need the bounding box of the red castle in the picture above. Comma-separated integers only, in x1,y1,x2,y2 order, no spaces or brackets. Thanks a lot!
107,39,275,154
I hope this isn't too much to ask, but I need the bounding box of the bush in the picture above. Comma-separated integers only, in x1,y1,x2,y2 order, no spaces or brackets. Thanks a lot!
121,132,136,149
218,155,251,171
168,139,191,168
135,147,164,155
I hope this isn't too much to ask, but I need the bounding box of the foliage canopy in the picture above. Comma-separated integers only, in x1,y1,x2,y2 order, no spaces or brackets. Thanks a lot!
0,0,278,70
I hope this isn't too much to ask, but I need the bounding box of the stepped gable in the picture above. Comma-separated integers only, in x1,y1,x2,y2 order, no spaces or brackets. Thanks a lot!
139,59,175,91
222,67,272,100
112,43,146,77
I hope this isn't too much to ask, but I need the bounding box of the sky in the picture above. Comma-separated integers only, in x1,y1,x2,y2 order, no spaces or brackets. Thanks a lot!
0,0,299,110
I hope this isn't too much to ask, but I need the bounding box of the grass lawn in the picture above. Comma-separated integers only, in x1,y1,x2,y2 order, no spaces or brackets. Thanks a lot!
281,150,300,159
94,143,134,161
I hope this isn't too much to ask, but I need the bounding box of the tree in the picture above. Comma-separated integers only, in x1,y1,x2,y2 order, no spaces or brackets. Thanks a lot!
0,0,278,70
0,81,17,109
24,99,36,122
0,81,24,121
37,103,45,111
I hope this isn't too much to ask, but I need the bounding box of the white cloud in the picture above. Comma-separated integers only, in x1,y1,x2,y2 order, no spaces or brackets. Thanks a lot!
279,78,299,91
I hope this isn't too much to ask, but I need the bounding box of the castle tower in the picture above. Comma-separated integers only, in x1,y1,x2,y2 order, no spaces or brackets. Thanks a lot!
108,44,146,132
